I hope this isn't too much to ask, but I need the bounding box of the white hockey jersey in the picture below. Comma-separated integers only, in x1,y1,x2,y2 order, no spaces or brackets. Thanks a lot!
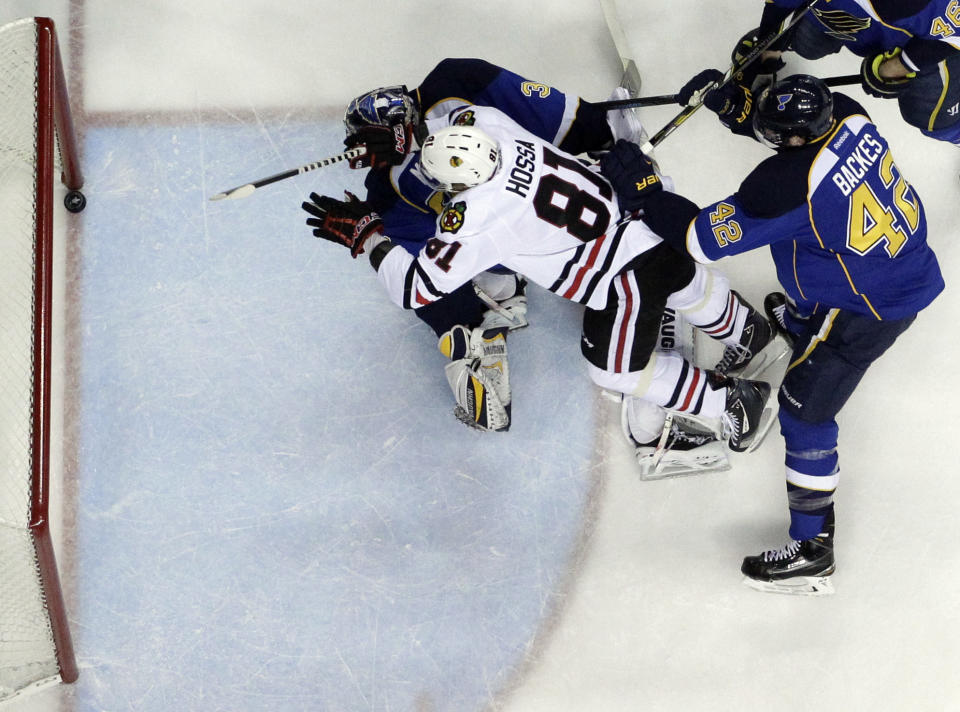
375,105,663,312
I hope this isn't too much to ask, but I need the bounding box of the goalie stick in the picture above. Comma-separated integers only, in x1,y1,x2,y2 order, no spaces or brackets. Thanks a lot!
209,147,367,201
640,0,824,154
596,74,860,111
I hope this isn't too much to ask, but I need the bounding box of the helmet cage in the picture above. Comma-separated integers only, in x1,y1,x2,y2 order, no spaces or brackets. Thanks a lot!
344,85,419,136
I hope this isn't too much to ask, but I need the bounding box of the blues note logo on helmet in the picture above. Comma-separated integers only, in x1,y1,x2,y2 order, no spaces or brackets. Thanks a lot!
776,93,793,111
753,75,834,148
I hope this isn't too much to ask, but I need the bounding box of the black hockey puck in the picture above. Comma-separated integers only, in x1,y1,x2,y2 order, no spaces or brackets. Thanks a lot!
65,190,86,213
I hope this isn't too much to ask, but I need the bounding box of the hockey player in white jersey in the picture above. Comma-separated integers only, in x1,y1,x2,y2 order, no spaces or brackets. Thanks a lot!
302,106,776,453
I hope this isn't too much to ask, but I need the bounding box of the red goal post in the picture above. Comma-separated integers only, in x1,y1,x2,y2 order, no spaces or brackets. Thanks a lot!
0,15,83,700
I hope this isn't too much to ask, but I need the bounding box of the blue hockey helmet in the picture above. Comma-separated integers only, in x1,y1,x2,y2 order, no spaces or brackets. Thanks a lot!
752,74,834,148
344,85,419,136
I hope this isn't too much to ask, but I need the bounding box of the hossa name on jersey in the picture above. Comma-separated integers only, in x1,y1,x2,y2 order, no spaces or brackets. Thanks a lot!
374,105,664,313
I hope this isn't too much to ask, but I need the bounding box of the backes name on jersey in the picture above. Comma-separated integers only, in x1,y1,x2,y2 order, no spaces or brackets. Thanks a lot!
830,129,885,197
505,140,538,199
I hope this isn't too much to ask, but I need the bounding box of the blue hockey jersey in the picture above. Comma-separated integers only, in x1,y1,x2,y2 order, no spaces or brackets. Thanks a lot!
685,93,943,319
760,0,960,69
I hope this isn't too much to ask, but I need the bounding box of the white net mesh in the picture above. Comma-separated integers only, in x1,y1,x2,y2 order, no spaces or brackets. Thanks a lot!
0,17,61,698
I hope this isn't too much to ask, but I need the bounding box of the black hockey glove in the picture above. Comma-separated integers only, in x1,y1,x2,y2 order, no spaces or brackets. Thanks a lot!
599,139,662,213
678,69,753,131
302,191,383,258
860,48,916,98
343,123,412,169
677,69,727,110
731,27,784,88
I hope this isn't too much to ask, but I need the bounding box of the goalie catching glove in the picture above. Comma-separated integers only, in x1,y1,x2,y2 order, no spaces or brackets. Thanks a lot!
302,191,384,258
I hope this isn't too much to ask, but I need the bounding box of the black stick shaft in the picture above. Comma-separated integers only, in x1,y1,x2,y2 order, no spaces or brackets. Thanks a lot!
597,74,860,111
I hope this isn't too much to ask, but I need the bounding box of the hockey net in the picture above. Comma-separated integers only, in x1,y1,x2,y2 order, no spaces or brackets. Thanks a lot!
0,16,82,700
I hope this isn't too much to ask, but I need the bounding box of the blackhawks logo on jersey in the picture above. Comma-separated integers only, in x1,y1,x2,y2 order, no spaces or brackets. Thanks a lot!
440,201,467,233
452,110,476,126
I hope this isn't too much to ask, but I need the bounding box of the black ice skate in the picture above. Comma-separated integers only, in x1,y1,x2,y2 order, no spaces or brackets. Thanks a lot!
715,292,774,375
712,372,773,452
763,292,795,347
741,511,836,596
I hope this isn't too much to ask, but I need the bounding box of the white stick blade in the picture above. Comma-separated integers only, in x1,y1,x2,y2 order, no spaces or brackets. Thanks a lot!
209,184,256,201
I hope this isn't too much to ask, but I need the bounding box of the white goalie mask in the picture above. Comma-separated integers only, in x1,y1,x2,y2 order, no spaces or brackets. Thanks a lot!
419,126,501,192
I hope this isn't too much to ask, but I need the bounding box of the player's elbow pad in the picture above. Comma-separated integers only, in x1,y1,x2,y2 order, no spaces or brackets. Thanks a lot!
368,239,395,271
641,191,700,254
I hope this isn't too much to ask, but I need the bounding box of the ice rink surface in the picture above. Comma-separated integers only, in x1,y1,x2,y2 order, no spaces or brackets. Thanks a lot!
3,1,959,711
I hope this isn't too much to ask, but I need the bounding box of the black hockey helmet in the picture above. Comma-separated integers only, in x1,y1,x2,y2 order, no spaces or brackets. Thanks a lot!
752,74,834,148
344,85,419,137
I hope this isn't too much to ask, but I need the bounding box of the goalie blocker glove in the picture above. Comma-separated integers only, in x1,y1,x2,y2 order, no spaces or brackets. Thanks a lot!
302,191,385,258
860,48,916,99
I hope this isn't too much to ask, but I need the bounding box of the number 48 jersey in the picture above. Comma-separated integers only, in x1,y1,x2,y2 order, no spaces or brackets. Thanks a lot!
375,105,663,312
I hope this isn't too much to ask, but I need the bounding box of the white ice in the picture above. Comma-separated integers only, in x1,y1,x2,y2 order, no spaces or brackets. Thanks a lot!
3,1,959,711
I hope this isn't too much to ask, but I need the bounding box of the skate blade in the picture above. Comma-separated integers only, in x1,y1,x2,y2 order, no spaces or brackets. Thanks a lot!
738,335,791,381
638,445,731,480
639,458,731,480
744,405,777,453
742,574,835,596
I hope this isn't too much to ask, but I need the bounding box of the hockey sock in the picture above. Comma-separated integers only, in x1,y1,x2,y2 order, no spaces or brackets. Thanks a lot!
631,352,726,418
667,265,748,346
780,409,840,541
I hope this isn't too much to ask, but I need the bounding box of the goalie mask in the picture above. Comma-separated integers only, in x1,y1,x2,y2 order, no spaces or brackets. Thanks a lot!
344,85,419,136
752,74,834,148
419,126,502,192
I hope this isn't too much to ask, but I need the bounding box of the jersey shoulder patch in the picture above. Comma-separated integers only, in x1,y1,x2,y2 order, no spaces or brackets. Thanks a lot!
439,200,467,233
452,109,476,126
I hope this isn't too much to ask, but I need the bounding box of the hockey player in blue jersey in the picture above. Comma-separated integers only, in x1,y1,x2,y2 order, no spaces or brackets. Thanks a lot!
752,0,960,144
333,59,648,432
602,72,944,593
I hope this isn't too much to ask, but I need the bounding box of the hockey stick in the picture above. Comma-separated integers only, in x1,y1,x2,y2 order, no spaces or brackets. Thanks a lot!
209,147,367,201
473,284,527,330
640,0,824,153
597,74,860,111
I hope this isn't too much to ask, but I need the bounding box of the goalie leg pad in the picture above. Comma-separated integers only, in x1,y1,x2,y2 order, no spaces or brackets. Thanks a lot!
440,326,511,431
